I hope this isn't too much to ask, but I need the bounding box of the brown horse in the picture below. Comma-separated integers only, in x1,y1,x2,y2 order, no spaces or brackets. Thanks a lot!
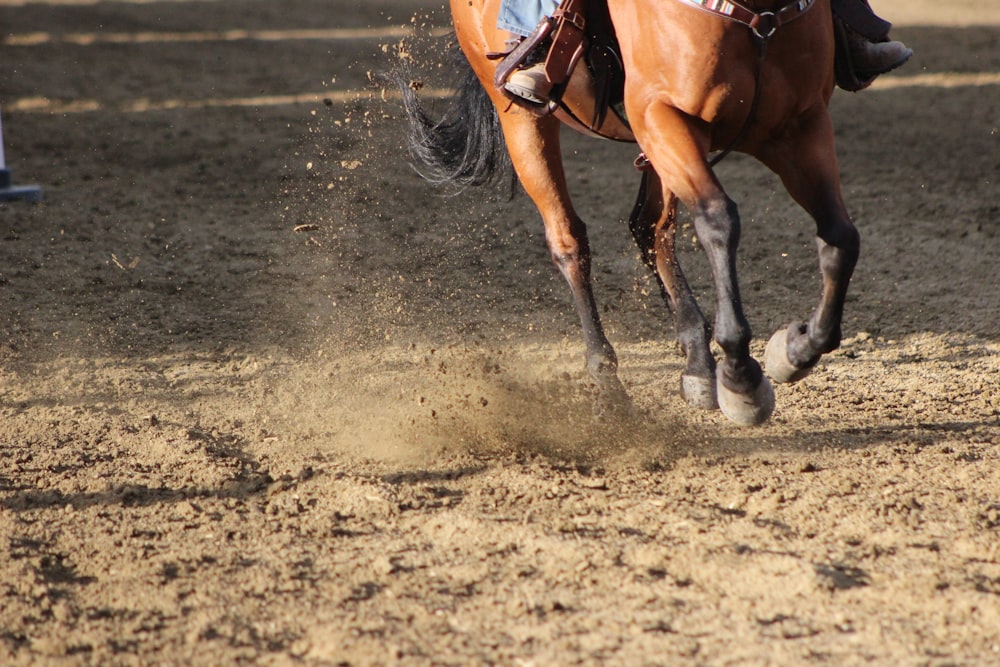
400,0,859,426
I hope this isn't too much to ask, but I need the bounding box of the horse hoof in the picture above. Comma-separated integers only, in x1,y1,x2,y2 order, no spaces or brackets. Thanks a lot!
716,374,775,426
764,328,815,384
680,374,719,410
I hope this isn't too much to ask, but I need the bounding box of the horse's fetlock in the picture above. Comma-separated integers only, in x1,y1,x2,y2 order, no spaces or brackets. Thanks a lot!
786,321,839,367
813,324,842,355
719,356,764,395
587,355,619,380
678,324,711,358
715,318,752,360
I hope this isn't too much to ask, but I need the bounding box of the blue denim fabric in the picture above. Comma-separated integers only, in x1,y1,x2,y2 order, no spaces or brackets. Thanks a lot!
497,0,560,36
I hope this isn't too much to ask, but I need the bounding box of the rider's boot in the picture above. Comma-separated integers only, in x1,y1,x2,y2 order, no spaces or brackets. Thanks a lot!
847,31,913,78
505,62,553,105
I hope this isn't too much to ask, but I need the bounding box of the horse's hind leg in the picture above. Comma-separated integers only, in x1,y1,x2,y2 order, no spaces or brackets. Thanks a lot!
499,110,630,410
759,108,860,383
628,170,717,409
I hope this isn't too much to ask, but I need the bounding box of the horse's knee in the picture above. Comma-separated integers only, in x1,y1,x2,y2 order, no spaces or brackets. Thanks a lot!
693,195,741,251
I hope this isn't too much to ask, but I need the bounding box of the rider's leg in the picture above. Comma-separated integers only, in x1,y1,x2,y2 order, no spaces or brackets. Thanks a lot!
496,0,560,36
847,34,911,78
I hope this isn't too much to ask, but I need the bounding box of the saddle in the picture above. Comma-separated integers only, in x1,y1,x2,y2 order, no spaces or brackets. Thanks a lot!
490,0,884,138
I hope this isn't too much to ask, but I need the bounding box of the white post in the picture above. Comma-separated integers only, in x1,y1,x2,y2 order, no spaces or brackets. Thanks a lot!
0,105,7,171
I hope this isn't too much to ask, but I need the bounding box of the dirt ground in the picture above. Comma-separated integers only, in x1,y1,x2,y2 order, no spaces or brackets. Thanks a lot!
0,0,998,665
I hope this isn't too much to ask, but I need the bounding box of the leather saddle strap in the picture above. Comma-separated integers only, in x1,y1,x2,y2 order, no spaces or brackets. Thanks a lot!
544,0,588,84
676,0,818,40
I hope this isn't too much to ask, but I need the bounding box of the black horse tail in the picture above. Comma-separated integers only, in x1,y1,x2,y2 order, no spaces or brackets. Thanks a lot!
396,47,513,193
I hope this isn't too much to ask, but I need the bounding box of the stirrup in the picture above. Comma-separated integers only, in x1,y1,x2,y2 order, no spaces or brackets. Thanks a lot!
493,21,556,97
492,0,587,111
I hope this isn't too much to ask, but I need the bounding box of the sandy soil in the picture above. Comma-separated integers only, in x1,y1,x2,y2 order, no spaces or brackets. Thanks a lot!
0,0,998,665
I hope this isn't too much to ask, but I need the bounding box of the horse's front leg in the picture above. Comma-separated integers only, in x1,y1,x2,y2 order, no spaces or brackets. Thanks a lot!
635,105,774,425
628,170,718,409
759,107,860,383
691,192,776,425
499,110,630,411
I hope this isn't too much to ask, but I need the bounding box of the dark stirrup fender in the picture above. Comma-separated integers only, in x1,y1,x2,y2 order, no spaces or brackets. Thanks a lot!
543,0,588,86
